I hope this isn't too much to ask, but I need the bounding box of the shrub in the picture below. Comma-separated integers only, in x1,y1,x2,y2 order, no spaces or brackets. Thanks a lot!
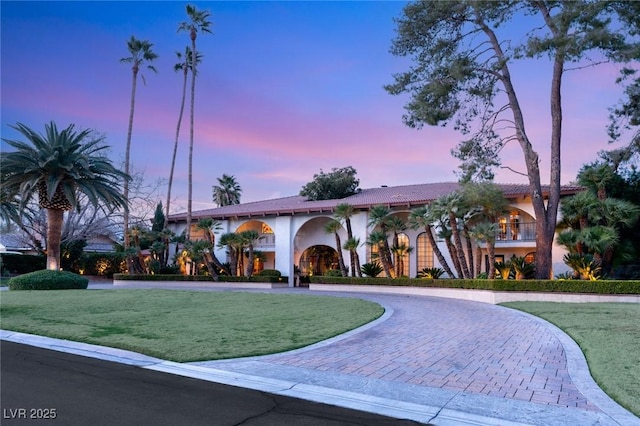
0,253,46,275
324,269,343,277
417,267,445,279
256,269,281,277
75,252,127,277
361,262,383,278
8,270,89,290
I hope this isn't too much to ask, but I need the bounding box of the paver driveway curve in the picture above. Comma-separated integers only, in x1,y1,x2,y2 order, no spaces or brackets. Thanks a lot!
192,291,638,425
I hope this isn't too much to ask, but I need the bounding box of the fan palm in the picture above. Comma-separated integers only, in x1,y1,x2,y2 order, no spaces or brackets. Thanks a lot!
239,230,262,277
334,203,357,275
212,174,242,207
367,230,393,278
368,205,394,277
178,4,213,240
1,122,128,270
195,218,229,277
324,220,347,277
120,35,157,248
165,46,202,228
408,206,455,278
432,192,471,278
343,237,362,277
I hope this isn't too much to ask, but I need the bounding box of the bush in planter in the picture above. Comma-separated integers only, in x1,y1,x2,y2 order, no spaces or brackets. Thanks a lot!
256,269,281,277
8,270,89,290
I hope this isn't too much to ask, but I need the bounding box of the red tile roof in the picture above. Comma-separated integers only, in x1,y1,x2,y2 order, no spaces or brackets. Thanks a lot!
167,182,582,222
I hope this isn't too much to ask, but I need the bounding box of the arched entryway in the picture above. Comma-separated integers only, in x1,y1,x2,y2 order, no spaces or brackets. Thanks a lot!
298,245,339,276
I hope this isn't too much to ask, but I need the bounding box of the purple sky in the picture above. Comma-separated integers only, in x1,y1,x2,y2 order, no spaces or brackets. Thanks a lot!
1,1,627,213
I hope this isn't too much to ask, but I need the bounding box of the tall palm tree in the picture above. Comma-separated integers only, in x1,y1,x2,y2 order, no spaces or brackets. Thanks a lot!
343,237,362,277
1,122,129,270
408,206,455,278
178,4,213,241
165,47,202,228
334,203,357,275
324,220,348,276
212,174,242,207
239,230,261,277
368,205,395,277
120,35,157,249
196,218,229,277
367,230,393,278
218,232,239,276
432,193,471,278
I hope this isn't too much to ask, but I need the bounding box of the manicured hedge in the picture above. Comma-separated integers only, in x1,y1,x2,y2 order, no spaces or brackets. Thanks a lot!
8,270,89,290
0,253,46,275
309,276,640,295
113,274,288,283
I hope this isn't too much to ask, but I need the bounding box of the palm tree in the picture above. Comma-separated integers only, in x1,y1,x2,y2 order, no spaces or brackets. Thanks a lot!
178,4,213,241
367,230,393,278
432,193,471,278
324,220,347,276
408,206,456,278
212,174,242,207
165,47,201,228
334,203,357,275
343,237,362,277
1,122,128,270
120,36,157,249
368,205,395,277
195,218,229,277
239,230,261,277
218,232,239,276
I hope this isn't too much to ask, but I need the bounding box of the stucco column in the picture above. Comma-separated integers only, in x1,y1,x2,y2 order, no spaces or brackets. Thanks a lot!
274,216,295,287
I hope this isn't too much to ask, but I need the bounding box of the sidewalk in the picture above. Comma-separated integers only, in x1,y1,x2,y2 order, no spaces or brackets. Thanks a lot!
2,282,638,425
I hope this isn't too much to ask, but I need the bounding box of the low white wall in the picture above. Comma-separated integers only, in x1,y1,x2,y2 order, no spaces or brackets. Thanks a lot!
309,284,640,304
113,280,289,289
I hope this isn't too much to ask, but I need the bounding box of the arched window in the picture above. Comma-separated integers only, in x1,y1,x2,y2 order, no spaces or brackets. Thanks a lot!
416,232,434,272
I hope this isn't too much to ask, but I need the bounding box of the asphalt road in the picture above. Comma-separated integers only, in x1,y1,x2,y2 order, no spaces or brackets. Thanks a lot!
1,341,422,426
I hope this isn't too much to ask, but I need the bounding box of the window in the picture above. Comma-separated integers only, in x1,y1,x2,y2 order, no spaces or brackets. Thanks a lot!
416,232,434,271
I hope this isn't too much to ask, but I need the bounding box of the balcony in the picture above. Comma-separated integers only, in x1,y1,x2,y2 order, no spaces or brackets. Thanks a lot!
254,233,276,250
495,221,536,242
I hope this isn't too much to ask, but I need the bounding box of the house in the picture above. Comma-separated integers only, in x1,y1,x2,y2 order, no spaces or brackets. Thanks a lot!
167,182,582,285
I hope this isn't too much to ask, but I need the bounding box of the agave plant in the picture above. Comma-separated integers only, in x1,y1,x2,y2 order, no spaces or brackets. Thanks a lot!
563,253,601,280
417,267,445,279
360,261,383,278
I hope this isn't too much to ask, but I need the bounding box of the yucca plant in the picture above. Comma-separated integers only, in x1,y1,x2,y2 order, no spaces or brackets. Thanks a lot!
417,267,445,279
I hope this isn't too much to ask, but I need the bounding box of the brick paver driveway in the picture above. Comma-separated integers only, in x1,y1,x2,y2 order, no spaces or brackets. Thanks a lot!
197,293,599,412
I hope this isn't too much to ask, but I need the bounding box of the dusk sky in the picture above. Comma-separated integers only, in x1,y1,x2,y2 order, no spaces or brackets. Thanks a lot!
1,1,628,214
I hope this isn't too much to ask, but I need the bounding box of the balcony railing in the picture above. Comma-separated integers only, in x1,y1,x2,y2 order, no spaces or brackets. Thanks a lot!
254,233,276,250
495,221,536,242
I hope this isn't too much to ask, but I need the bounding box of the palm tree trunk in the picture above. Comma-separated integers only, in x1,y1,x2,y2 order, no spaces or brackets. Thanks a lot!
124,68,138,250
186,37,196,242
464,225,475,277
446,237,463,278
46,208,64,270
165,68,188,229
353,250,362,277
334,234,347,277
450,214,470,278
425,226,455,278
246,245,255,277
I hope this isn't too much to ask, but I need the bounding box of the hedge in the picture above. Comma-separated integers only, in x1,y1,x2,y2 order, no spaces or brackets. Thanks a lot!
113,274,288,284
8,270,89,290
0,253,46,275
309,276,640,295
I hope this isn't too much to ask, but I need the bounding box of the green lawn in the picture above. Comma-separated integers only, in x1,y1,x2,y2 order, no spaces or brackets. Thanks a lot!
0,289,383,362
501,302,640,416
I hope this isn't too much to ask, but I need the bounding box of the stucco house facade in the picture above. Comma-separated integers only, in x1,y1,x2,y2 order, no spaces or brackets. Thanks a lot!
167,182,581,286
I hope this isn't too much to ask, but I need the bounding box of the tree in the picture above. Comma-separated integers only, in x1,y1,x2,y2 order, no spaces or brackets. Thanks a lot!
300,166,360,201
212,174,242,207
195,218,229,278
120,36,157,250
431,192,470,278
178,4,213,241
343,237,362,277
1,122,128,270
239,230,261,277
165,46,202,228
152,202,165,233
334,203,358,276
367,205,395,278
324,220,347,277
386,1,639,278
367,230,393,279
218,232,240,276
408,205,455,278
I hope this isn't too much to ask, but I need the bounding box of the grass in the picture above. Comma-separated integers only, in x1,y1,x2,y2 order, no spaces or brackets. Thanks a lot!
0,289,383,362
501,302,640,416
